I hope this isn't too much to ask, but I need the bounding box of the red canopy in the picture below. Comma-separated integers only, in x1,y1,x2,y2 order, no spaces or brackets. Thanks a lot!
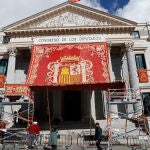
29,82,125,91
25,42,126,91
26,43,111,90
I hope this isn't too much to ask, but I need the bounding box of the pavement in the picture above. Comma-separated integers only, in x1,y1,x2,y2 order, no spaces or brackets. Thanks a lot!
0,145,130,150
0,143,143,150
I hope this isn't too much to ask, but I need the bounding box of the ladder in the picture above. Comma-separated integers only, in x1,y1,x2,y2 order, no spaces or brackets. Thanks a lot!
135,102,148,135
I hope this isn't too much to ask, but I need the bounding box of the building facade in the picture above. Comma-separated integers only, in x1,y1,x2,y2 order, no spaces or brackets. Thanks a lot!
0,2,150,129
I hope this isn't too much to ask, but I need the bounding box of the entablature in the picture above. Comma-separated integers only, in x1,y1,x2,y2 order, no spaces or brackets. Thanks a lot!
4,26,135,38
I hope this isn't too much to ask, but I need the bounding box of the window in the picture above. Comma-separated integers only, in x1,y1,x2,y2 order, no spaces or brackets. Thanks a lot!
131,31,140,39
0,59,8,75
3,36,10,44
135,54,146,69
142,93,150,116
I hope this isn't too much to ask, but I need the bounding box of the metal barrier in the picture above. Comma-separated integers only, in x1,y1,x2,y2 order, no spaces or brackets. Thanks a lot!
77,130,139,149
2,132,28,144
2,132,28,150
2,132,72,149
39,134,72,149
77,130,108,149
127,135,150,149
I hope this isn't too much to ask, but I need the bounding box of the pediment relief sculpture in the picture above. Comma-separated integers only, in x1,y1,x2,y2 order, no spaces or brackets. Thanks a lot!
34,12,111,28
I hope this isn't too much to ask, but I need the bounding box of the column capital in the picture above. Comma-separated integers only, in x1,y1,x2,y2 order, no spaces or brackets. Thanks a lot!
8,47,17,56
124,42,134,51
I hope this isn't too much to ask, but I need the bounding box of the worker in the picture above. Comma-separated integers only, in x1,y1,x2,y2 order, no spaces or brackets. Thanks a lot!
95,122,102,150
27,121,40,149
49,128,58,150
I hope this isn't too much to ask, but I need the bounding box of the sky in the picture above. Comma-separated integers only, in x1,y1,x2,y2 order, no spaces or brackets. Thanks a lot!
0,0,150,29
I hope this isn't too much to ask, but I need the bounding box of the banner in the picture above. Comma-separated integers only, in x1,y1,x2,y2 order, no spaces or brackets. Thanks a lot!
0,75,5,88
5,84,30,96
138,69,149,83
26,43,110,86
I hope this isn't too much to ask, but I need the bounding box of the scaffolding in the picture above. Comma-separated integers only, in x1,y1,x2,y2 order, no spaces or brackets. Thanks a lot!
0,96,34,142
105,88,150,149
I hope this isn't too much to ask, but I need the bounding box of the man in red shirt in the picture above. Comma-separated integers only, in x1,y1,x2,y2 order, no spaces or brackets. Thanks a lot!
27,121,40,149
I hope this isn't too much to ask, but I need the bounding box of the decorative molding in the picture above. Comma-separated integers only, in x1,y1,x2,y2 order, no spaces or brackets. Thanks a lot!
5,26,135,38
8,47,17,56
30,12,111,28
124,42,134,51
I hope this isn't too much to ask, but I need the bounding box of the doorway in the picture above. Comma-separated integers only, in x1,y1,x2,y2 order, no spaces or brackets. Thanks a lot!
63,91,81,121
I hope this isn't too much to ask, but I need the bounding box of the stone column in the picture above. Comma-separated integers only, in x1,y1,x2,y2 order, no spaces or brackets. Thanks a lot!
108,43,119,118
118,49,131,116
125,42,139,90
125,42,141,117
145,47,150,73
108,43,115,82
121,51,130,88
90,91,96,121
6,47,17,84
52,91,63,123
4,48,17,128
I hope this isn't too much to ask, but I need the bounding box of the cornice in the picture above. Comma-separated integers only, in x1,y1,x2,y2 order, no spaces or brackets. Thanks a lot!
4,26,135,38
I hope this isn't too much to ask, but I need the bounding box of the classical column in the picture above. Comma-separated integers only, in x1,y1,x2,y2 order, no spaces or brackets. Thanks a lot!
145,47,150,71
125,42,141,117
121,51,130,88
108,43,119,118
108,43,115,82
125,42,139,90
52,91,63,123
90,91,96,121
6,47,17,84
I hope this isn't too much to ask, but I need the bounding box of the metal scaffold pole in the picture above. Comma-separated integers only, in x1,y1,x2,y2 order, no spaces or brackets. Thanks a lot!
106,89,112,150
47,87,51,131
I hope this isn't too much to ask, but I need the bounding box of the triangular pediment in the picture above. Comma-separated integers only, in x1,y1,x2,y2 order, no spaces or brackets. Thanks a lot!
36,11,111,28
3,2,136,31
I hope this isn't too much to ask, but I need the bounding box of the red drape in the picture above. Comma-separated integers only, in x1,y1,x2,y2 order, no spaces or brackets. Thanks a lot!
5,84,30,96
0,75,5,88
138,69,149,83
26,43,110,88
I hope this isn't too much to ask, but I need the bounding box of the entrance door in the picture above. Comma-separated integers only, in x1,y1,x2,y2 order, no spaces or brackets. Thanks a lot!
63,91,81,121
